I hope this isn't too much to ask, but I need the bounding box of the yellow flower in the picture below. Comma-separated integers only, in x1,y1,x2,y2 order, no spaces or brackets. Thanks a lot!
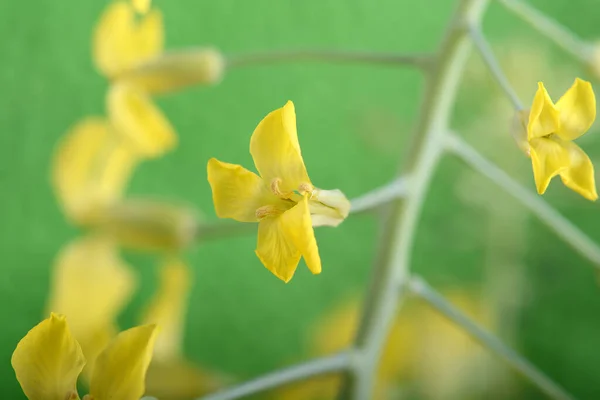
141,259,228,399
207,101,350,282
11,313,157,400
526,78,597,200
93,0,176,158
45,236,137,379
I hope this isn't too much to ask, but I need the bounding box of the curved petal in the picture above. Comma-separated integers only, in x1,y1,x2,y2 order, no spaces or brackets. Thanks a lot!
90,324,158,400
281,196,321,275
140,258,191,361
52,117,139,224
93,2,163,78
46,236,136,338
555,78,596,140
559,141,598,201
528,82,559,140
250,101,311,193
255,216,301,282
108,83,176,158
529,137,570,194
11,313,85,400
207,158,280,222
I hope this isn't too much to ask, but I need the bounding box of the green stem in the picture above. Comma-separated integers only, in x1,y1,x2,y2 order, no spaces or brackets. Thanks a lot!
340,1,491,398
496,0,593,62
409,276,575,400
446,132,600,269
226,50,433,70
468,23,524,110
197,351,353,400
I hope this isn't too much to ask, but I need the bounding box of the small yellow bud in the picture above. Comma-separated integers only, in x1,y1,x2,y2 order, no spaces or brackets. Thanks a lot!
309,188,351,227
95,199,199,251
121,49,225,95
510,109,531,156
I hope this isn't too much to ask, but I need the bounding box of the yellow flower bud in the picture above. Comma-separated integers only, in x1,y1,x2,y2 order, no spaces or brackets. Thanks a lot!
95,199,199,251
121,49,225,95
309,188,351,227
510,108,531,156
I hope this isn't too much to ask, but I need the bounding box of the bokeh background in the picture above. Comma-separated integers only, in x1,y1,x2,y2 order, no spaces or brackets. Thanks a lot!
1,0,600,398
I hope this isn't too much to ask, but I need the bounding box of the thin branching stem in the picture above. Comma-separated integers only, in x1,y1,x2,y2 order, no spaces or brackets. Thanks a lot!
468,23,524,110
446,133,600,269
409,276,576,400
198,351,353,400
350,176,409,214
339,1,491,398
226,50,433,70
496,0,593,62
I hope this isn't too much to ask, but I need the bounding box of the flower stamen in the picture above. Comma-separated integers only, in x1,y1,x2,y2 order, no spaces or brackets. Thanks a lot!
255,205,279,220
298,182,314,196
270,178,293,198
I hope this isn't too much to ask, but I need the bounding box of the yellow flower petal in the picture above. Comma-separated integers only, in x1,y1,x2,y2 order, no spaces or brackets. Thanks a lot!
108,83,176,158
280,196,321,275
207,158,280,222
77,324,116,382
527,82,560,140
559,141,598,201
47,236,136,335
529,137,570,194
93,2,163,78
132,0,151,14
555,78,596,141
90,324,158,400
140,258,191,361
250,101,311,193
11,313,85,400
255,216,301,282
52,117,139,225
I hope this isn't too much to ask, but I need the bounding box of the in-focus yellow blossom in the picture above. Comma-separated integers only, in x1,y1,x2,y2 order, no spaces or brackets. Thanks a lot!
46,236,136,378
207,101,350,282
11,313,157,400
526,78,597,200
141,259,228,399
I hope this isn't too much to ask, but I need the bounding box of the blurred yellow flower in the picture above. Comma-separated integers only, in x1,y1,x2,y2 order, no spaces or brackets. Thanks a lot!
207,101,350,282
11,313,157,400
92,0,176,158
527,78,597,200
274,290,502,400
141,259,227,399
45,236,137,379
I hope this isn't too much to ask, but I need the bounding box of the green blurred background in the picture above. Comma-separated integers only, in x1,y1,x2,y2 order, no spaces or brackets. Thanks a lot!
1,0,600,398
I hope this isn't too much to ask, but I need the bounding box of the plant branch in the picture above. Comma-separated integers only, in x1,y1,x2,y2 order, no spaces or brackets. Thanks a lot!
496,0,593,62
226,50,433,70
197,351,353,400
446,133,600,269
339,1,491,398
409,276,575,400
468,23,524,110
350,176,409,214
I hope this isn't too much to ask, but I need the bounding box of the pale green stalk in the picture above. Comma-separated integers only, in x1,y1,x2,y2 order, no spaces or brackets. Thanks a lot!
496,0,593,62
409,276,575,400
446,132,600,268
226,50,433,70
198,352,353,400
468,23,524,110
339,1,491,398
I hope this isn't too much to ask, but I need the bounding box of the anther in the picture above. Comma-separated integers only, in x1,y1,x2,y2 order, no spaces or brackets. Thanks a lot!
298,183,314,196
256,205,276,220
